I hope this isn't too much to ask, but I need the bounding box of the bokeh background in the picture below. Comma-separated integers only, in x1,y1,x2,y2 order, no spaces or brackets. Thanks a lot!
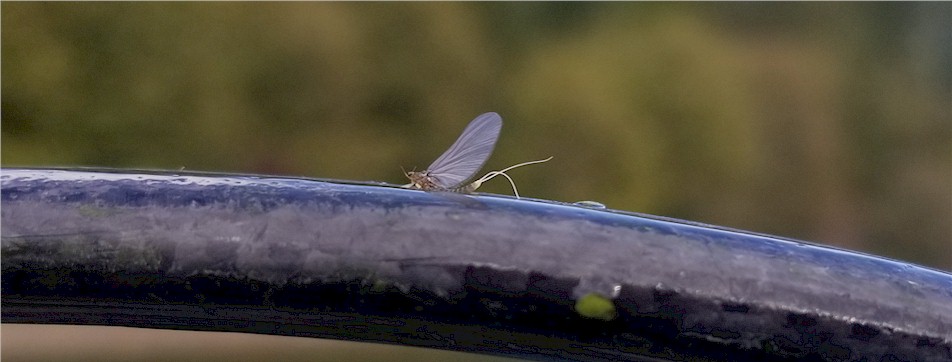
3,3,949,270
2,3,950,361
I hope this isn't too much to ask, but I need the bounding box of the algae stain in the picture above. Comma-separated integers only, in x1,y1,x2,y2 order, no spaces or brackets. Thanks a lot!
574,293,617,321
77,205,121,218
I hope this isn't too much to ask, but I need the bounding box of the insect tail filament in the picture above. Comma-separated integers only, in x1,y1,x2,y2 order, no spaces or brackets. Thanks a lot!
466,156,553,199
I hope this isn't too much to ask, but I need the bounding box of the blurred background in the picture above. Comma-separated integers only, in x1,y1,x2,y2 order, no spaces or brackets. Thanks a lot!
2,3,949,269
2,3,950,361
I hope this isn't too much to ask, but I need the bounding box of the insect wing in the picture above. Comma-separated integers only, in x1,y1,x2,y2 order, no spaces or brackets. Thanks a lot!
426,112,502,189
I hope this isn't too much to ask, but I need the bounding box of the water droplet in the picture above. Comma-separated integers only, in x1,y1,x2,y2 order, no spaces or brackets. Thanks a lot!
574,200,607,209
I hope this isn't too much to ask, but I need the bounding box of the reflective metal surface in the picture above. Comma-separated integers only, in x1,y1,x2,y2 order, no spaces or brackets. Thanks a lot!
3,168,950,361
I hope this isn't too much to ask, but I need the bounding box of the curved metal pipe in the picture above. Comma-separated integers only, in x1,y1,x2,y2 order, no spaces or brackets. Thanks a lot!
2,168,950,361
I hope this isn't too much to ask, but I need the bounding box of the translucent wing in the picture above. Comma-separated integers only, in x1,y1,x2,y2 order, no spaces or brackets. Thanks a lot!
426,112,502,189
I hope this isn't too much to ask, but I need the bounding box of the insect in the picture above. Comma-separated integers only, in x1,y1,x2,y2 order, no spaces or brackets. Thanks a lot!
404,112,550,199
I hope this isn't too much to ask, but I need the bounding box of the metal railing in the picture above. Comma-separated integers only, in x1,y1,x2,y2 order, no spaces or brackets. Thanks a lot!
2,168,950,361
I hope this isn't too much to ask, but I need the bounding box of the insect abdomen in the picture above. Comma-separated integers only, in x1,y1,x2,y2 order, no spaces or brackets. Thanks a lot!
450,183,478,193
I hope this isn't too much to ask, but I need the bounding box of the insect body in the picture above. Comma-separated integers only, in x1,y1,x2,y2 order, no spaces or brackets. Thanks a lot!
404,112,549,199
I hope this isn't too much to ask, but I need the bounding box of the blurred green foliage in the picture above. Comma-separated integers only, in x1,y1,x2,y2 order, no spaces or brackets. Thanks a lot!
2,3,949,270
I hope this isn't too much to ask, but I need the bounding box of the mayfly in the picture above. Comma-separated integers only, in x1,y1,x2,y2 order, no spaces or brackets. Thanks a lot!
404,112,551,199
